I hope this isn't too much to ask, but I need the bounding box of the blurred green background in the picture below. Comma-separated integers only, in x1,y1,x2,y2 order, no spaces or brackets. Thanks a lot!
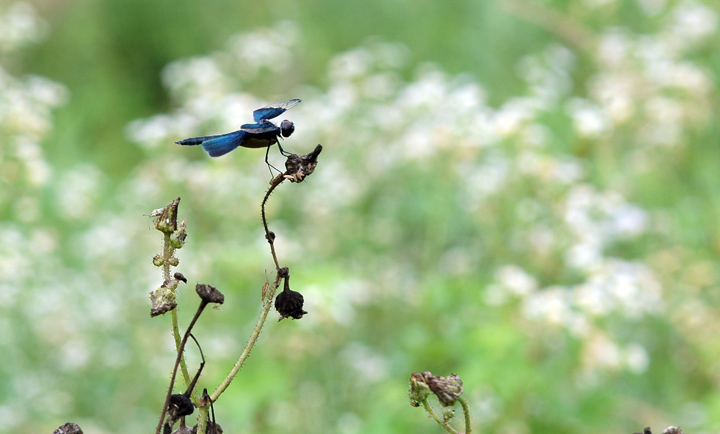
1,0,720,433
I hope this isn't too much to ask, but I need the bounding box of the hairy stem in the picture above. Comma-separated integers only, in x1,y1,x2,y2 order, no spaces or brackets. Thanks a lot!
163,228,193,397
422,399,461,434
458,397,472,434
196,404,209,434
171,308,194,392
156,301,209,434
211,274,281,401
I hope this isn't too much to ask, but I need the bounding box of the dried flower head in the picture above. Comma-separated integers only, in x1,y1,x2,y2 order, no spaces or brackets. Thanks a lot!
283,144,323,183
53,423,83,434
174,273,188,284
152,197,181,234
425,372,463,407
196,283,225,305
275,272,306,320
165,393,195,430
150,283,178,317
408,372,431,406
409,371,464,407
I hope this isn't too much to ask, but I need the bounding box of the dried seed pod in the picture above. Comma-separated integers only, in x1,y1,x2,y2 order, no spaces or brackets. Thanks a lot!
275,288,307,320
174,273,188,284
275,272,306,320
196,284,225,305
53,423,83,434
283,144,322,183
408,372,431,407
424,372,463,407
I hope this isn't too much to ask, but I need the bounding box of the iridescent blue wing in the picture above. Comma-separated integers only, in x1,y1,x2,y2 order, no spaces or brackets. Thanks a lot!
199,131,249,157
252,99,301,122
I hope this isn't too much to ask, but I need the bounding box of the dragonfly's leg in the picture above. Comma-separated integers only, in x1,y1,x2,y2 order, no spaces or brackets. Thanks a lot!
264,146,282,177
276,141,291,156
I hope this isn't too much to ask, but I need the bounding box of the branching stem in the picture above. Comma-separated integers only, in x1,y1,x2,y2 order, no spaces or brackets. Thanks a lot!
422,399,461,434
156,300,209,434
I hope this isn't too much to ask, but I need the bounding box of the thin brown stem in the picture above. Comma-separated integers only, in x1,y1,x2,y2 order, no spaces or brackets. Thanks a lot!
155,300,209,434
261,173,286,271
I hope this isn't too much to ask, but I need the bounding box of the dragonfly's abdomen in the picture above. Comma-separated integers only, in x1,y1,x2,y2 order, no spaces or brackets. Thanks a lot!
176,134,224,146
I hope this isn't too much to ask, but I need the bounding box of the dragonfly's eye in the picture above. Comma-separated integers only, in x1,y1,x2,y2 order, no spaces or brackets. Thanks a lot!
280,120,295,138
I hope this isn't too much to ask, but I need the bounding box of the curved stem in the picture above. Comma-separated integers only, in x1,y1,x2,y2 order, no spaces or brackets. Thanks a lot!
156,301,208,434
210,274,281,401
458,397,472,434
261,174,286,270
421,399,461,434
171,308,194,392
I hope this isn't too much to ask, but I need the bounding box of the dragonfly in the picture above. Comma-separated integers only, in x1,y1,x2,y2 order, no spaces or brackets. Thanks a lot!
176,99,301,164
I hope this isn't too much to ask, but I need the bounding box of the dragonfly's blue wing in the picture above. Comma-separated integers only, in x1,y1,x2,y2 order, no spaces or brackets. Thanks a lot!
200,131,249,157
252,99,301,122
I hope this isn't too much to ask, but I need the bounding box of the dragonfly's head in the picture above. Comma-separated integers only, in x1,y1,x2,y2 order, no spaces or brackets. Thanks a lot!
280,120,295,138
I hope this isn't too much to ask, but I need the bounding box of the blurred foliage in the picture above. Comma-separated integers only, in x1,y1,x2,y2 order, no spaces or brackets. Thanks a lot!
1,0,720,434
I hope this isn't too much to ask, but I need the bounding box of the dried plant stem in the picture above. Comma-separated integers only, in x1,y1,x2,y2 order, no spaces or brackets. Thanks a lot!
156,301,209,434
161,229,193,394
162,233,173,281
261,173,287,270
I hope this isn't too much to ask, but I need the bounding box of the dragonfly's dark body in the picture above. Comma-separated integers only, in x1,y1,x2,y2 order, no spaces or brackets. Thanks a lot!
176,99,300,158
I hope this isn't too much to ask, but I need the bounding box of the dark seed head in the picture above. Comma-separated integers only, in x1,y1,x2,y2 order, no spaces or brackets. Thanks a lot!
275,288,306,320
53,423,84,434
169,394,194,417
196,284,224,305
174,273,188,284
283,144,322,183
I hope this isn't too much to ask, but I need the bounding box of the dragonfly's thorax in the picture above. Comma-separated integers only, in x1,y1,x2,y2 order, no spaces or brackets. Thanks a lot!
240,130,280,149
